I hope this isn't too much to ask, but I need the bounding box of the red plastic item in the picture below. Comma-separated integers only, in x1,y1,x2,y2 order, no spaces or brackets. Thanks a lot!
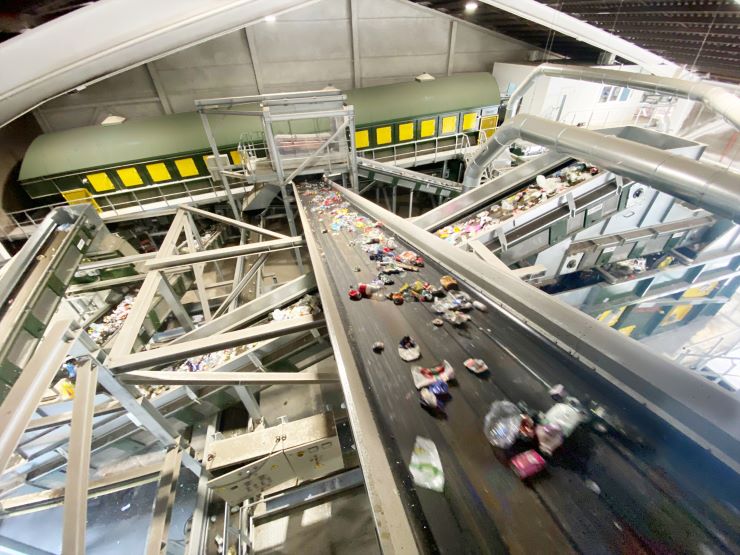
510,450,546,479
348,289,362,301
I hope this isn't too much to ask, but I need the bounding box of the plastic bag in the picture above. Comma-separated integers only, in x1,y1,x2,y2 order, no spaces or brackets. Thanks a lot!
409,436,444,492
483,400,521,448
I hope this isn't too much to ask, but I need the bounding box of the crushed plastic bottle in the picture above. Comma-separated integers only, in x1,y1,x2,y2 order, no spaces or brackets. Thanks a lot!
483,400,522,448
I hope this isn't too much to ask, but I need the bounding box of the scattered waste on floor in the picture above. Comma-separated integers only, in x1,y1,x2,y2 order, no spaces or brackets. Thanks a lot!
372,341,385,353
409,436,445,492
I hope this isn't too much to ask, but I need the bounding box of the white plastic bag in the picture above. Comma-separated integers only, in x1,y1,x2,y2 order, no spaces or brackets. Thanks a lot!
409,436,444,492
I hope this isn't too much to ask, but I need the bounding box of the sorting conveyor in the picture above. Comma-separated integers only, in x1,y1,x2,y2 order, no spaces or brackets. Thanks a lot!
295,181,740,554
0,205,103,401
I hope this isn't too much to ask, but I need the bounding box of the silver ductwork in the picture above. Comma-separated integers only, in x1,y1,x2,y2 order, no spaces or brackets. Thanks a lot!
505,63,740,130
462,114,740,223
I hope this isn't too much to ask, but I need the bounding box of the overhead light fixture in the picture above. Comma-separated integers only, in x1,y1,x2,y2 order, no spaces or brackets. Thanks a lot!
415,72,436,82
101,114,126,126
264,14,276,23
465,1,478,12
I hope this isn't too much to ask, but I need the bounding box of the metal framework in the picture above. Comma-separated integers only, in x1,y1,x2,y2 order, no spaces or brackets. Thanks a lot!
0,199,340,553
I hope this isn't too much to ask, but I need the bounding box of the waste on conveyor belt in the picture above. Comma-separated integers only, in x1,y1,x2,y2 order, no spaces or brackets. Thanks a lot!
482,393,592,479
435,161,600,246
409,436,445,492
86,294,137,345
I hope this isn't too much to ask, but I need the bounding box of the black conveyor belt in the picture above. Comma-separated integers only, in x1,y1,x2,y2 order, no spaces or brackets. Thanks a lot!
296,183,739,554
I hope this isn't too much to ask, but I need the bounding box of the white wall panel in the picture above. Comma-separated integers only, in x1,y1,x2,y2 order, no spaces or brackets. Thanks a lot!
34,0,537,132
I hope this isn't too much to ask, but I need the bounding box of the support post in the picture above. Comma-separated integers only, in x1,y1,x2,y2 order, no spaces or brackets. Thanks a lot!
157,272,195,331
61,360,98,555
145,443,184,555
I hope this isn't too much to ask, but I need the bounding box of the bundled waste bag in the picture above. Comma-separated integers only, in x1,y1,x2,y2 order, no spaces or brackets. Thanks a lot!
409,436,444,492
483,400,522,448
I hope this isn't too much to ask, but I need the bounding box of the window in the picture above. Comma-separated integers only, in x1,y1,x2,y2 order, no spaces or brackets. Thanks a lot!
619,87,631,102
116,167,143,187
610,87,621,102
146,163,171,182
599,86,611,103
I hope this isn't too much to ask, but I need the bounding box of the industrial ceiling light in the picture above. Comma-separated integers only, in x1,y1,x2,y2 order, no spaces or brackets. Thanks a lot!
264,14,276,23
465,1,478,12
101,114,126,126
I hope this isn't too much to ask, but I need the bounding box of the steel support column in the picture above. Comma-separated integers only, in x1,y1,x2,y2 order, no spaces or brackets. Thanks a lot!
61,360,98,555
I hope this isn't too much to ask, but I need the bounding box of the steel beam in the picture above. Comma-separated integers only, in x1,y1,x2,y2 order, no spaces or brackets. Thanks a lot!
146,62,173,115
0,320,76,474
157,272,196,331
118,371,339,386
0,463,162,517
109,210,187,362
109,315,325,372
61,360,98,555
145,237,304,270
169,272,316,343
212,253,268,318
26,400,123,432
478,0,674,69
284,120,350,184
180,205,289,240
145,443,183,555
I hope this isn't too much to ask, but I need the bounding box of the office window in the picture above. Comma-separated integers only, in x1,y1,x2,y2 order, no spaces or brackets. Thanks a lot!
599,86,611,103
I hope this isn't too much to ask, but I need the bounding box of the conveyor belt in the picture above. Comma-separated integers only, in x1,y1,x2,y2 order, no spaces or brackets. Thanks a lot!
296,183,739,554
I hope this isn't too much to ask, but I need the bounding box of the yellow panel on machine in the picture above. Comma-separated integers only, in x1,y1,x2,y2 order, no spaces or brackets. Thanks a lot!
62,188,102,212
86,172,115,192
116,167,144,187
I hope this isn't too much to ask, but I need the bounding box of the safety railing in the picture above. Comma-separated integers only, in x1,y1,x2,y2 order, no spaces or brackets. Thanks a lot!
357,133,478,166
1,176,231,242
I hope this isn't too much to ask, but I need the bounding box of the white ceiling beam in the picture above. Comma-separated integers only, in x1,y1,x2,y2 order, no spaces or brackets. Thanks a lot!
447,20,458,76
0,0,320,127
244,27,264,95
349,0,361,88
478,0,676,72
145,62,173,115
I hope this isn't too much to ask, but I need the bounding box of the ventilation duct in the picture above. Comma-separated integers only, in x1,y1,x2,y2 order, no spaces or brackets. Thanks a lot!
462,114,740,224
